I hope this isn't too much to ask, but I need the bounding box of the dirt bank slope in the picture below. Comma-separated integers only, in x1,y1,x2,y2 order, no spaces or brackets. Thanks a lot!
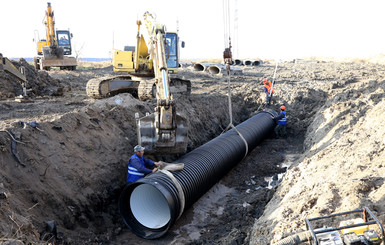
250,65,385,244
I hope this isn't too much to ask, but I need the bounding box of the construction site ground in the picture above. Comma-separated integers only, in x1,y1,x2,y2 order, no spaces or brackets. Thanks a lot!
0,58,384,245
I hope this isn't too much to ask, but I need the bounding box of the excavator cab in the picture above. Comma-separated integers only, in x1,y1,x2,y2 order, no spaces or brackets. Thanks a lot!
165,33,178,70
56,30,73,55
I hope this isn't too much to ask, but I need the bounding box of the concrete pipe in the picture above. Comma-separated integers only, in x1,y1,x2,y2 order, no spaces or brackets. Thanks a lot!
234,59,243,66
207,65,243,76
119,110,277,239
252,60,263,66
244,60,252,66
207,65,222,75
193,63,218,72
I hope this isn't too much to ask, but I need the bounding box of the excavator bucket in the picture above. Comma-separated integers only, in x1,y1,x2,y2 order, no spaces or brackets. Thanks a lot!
137,113,188,154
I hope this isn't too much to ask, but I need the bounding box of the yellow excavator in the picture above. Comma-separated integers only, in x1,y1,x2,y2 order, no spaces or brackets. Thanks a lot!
86,13,190,101
33,2,77,71
87,12,189,154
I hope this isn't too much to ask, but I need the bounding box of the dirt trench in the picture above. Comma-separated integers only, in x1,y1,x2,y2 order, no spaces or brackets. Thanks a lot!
0,60,384,244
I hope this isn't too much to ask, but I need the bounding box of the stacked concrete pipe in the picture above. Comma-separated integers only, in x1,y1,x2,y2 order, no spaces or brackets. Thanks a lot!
119,110,277,239
243,59,262,66
234,59,243,65
193,63,217,72
207,64,242,75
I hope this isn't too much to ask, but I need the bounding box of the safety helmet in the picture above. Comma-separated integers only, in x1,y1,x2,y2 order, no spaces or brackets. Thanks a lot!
263,78,268,83
280,106,286,110
134,145,145,152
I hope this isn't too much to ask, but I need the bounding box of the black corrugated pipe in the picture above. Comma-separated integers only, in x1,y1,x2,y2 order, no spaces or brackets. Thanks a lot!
119,110,278,239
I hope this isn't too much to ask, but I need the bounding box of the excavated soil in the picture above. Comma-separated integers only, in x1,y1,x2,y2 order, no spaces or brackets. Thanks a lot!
0,59,384,245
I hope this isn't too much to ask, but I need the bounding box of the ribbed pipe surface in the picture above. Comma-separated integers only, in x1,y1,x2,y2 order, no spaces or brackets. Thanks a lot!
119,110,277,239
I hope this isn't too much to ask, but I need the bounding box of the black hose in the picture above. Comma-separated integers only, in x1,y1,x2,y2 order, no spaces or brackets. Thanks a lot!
119,110,277,239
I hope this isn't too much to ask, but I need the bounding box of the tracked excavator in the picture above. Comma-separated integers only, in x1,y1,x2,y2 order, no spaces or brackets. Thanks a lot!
88,12,189,154
86,12,191,100
33,2,77,71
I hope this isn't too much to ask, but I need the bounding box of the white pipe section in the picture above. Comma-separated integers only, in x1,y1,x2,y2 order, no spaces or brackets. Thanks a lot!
130,184,171,229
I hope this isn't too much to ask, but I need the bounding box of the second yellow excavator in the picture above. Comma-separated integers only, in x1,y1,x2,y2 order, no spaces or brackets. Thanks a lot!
33,2,77,71
87,12,190,154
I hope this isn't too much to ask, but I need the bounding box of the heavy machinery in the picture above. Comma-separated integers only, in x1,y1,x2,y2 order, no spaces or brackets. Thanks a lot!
274,207,384,245
33,2,77,71
305,207,384,245
87,12,189,154
86,13,190,100
0,53,28,100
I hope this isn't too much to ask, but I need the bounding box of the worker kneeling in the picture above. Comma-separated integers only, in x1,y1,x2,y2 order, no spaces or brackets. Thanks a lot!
126,145,163,183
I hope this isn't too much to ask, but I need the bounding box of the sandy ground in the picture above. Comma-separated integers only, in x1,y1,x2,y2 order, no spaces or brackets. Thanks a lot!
0,59,384,244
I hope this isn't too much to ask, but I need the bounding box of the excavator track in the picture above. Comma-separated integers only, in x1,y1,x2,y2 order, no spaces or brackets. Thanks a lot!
86,75,191,100
86,75,138,99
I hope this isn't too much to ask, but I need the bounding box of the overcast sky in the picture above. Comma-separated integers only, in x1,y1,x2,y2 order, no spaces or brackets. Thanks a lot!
1,0,385,60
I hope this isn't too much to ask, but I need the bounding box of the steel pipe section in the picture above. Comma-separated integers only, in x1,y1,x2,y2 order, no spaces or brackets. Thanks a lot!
119,110,278,239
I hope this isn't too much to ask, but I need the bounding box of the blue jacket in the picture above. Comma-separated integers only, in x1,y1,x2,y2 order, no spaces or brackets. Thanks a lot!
126,154,155,183
275,111,287,125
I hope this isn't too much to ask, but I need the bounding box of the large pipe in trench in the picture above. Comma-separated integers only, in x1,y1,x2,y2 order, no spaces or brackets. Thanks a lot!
119,110,277,239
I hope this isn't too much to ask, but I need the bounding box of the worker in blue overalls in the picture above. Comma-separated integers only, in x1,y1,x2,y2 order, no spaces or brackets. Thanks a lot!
126,145,163,183
273,105,287,139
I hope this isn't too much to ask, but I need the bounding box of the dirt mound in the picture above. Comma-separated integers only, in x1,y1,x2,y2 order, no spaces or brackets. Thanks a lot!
0,59,67,99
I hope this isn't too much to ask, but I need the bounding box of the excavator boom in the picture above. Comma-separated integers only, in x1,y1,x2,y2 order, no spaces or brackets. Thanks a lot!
137,12,189,154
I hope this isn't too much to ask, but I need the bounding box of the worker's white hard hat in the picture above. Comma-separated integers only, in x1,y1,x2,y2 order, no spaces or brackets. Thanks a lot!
134,145,145,152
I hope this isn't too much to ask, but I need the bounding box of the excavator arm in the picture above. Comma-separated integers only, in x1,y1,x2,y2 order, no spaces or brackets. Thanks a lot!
136,12,188,154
